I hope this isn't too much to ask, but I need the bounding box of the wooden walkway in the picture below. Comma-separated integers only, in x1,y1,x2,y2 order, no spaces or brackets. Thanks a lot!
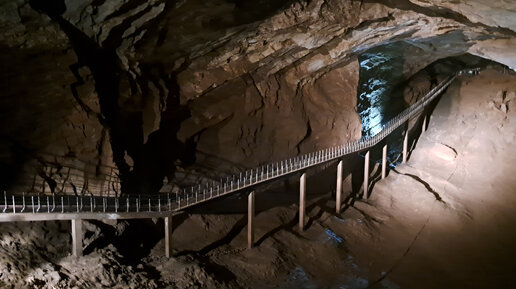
0,71,468,257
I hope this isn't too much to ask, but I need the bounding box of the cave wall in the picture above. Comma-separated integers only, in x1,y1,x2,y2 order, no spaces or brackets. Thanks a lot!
178,53,361,165
0,0,515,194
169,0,516,165
0,33,115,194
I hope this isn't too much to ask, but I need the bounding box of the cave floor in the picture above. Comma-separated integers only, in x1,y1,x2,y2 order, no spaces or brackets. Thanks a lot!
339,67,516,289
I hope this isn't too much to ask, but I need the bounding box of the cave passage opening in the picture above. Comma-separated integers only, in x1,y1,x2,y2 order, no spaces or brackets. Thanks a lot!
357,42,409,166
357,42,406,138
357,45,499,167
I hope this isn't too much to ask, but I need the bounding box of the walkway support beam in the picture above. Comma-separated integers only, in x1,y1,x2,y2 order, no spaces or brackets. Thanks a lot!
71,219,82,257
382,144,387,179
299,173,306,231
364,151,370,198
403,130,409,163
422,115,427,133
165,216,173,257
336,160,343,214
248,191,255,249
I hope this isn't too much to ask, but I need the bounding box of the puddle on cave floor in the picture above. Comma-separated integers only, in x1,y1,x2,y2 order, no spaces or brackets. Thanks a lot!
280,262,402,289
279,228,402,289
357,42,409,165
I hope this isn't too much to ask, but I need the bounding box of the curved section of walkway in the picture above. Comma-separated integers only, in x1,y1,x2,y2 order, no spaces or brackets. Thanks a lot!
0,71,461,220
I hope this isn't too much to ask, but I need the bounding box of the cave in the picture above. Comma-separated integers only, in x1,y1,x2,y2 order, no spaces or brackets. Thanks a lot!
1,0,516,288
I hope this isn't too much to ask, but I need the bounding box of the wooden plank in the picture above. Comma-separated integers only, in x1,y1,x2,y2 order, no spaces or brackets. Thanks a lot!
165,216,173,257
71,219,82,257
403,131,409,163
299,173,306,231
0,211,180,222
248,191,255,249
382,144,387,179
364,151,370,198
336,160,343,214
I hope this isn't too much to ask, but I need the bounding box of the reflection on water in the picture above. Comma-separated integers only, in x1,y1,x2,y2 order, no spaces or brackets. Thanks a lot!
284,266,318,289
358,53,391,137
325,228,344,244
280,245,403,289
357,42,408,163
358,43,406,138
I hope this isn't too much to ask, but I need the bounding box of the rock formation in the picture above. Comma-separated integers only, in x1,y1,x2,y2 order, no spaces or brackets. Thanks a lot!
0,0,515,195
1,1,516,288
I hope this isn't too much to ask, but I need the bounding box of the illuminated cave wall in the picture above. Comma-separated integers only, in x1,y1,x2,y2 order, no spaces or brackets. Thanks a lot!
0,0,515,194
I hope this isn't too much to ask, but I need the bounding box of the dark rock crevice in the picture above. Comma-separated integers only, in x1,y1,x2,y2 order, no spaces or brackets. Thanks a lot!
27,0,196,194
440,142,458,157
393,168,446,204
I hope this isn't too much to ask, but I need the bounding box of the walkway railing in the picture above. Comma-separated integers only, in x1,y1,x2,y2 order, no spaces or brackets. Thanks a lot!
1,74,456,216
0,70,463,257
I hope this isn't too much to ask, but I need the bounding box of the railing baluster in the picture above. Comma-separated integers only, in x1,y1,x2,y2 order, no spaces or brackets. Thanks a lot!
0,76,455,220
21,193,26,213
3,191,7,213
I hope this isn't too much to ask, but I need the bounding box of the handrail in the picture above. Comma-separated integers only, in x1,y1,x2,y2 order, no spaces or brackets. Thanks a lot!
0,72,459,216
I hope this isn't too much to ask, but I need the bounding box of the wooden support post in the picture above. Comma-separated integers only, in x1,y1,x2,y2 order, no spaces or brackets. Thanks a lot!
363,151,370,198
382,144,387,179
422,115,427,132
165,216,173,257
248,191,255,249
403,130,409,163
71,219,82,257
336,160,343,214
299,173,306,231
